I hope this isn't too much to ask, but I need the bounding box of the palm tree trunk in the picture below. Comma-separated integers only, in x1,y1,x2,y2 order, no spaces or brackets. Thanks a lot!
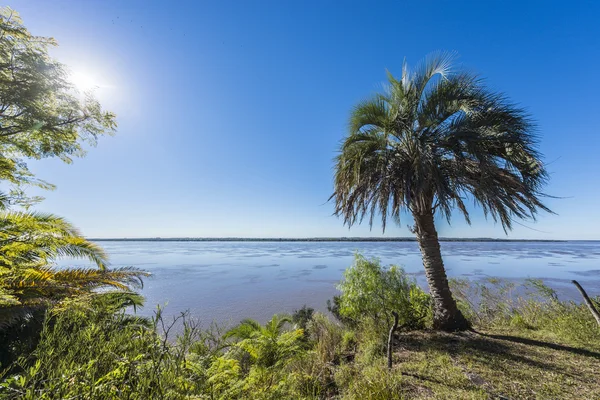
413,211,470,331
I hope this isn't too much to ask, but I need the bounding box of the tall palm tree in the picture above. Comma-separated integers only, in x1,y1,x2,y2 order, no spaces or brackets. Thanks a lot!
0,211,149,328
331,52,551,331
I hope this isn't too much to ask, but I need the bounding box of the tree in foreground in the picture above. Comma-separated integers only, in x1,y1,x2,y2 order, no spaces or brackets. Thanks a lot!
0,7,147,355
331,52,551,331
0,211,149,328
0,211,149,368
0,7,116,207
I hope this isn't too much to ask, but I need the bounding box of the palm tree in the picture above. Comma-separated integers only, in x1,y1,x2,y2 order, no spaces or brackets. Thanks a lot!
331,52,551,331
0,211,149,328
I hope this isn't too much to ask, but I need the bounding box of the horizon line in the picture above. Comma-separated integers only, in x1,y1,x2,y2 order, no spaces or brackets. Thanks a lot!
85,236,591,242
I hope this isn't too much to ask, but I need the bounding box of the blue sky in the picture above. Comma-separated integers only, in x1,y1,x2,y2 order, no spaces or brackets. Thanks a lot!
10,0,600,239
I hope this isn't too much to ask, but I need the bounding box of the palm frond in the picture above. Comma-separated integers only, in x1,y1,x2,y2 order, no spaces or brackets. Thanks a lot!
0,211,108,269
331,52,551,232
224,318,262,340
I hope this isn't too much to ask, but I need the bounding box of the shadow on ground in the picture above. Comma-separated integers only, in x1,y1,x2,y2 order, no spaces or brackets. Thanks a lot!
388,329,600,399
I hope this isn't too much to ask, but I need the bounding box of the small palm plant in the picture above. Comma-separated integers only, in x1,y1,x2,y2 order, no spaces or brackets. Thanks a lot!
224,314,303,369
0,211,149,328
331,52,551,331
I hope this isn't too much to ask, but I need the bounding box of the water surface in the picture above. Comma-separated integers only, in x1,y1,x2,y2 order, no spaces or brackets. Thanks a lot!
57,241,600,326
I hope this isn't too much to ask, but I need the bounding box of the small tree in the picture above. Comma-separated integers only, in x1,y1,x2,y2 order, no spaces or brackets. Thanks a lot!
335,254,431,332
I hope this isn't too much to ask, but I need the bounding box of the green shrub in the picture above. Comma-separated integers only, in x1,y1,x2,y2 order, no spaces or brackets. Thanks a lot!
341,330,357,354
292,305,315,331
334,362,408,400
306,312,344,365
284,351,336,399
0,305,208,399
451,277,600,348
206,356,243,398
292,305,315,346
224,315,304,369
334,254,431,333
450,277,518,325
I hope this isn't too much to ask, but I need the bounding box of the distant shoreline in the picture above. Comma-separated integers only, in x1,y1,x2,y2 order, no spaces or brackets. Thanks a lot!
87,237,578,243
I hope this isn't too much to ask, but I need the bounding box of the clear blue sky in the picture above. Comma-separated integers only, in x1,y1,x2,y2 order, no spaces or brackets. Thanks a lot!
10,0,600,239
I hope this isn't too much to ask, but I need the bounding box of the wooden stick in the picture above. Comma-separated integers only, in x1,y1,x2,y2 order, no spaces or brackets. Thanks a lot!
387,311,399,369
572,280,600,327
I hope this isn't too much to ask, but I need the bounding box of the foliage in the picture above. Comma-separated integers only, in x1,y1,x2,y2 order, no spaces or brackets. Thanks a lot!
330,51,550,232
451,277,600,347
334,254,431,333
0,211,149,369
0,7,147,369
307,312,345,365
450,277,519,325
0,211,108,269
326,294,349,324
3,277,600,399
292,305,314,332
0,211,149,328
0,7,116,207
0,306,209,399
224,314,304,369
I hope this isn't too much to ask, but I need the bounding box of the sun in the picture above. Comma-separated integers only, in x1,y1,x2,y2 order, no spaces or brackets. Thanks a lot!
70,71,98,91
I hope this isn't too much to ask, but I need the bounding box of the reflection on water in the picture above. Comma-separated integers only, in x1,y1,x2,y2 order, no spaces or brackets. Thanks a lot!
55,241,600,327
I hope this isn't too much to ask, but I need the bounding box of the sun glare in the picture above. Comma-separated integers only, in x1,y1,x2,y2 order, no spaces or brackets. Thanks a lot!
70,71,98,91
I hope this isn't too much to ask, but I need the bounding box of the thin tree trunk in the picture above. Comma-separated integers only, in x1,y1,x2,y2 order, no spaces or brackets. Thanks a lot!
387,311,399,369
413,211,470,331
572,280,600,327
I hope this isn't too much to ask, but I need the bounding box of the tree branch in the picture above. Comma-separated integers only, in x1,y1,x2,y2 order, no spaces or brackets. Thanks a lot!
572,280,600,327
387,311,399,369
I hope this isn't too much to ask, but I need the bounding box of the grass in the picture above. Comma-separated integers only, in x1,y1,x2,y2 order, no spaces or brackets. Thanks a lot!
383,328,600,399
328,273,600,400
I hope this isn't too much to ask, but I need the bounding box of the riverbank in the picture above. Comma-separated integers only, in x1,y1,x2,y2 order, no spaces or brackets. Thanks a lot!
2,279,599,399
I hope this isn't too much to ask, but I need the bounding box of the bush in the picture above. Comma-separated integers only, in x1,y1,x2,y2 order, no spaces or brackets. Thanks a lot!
450,277,518,325
292,305,315,331
306,312,344,365
0,306,208,399
333,254,431,333
334,362,408,400
5,265,600,399
451,277,600,347
224,315,304,369
283,312,346,398
292,305,315,345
